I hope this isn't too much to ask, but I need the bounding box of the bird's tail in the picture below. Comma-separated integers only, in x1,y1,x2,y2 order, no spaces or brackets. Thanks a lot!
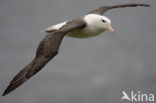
2,56,50,96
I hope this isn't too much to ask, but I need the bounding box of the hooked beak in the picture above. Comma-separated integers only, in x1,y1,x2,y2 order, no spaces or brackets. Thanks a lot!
106,24,114,34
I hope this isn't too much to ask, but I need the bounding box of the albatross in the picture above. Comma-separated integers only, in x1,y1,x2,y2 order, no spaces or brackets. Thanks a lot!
2,3,150,96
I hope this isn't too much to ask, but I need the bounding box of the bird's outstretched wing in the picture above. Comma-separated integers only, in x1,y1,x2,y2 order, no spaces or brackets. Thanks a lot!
2,18,86,96
88,3,150,15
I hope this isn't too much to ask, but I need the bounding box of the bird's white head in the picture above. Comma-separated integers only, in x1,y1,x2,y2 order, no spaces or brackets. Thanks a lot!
84,14,114,34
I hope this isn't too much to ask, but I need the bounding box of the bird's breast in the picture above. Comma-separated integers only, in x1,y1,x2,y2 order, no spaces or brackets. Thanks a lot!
66,26,105,38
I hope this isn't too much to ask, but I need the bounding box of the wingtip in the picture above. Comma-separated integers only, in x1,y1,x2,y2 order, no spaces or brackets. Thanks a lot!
138,4,150,7
2,87,11,96
2,93,6,96
2,90,8,96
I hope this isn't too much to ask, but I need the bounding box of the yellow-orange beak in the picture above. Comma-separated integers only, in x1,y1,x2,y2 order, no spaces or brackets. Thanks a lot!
106,24,114,34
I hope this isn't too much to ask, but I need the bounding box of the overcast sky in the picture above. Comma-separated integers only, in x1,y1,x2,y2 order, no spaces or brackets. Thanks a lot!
0,0,156,103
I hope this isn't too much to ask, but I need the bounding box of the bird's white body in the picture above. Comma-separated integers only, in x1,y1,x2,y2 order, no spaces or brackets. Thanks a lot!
44,14,112,38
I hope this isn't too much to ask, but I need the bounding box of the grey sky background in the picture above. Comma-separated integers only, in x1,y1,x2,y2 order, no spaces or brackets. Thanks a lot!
0,0,156,103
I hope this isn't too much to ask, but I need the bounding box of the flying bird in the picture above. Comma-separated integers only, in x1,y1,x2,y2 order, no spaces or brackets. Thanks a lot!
2,3,150,96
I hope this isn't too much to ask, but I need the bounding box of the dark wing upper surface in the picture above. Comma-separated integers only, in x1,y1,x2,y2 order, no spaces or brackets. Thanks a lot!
2,18,86,96
88,3,150,15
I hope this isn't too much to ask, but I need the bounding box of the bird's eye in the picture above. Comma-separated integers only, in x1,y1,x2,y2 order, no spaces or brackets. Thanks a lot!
101,19,106,22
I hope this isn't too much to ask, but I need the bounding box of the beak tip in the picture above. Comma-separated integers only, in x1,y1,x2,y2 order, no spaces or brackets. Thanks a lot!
112,30,115,34
106,24,114,34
